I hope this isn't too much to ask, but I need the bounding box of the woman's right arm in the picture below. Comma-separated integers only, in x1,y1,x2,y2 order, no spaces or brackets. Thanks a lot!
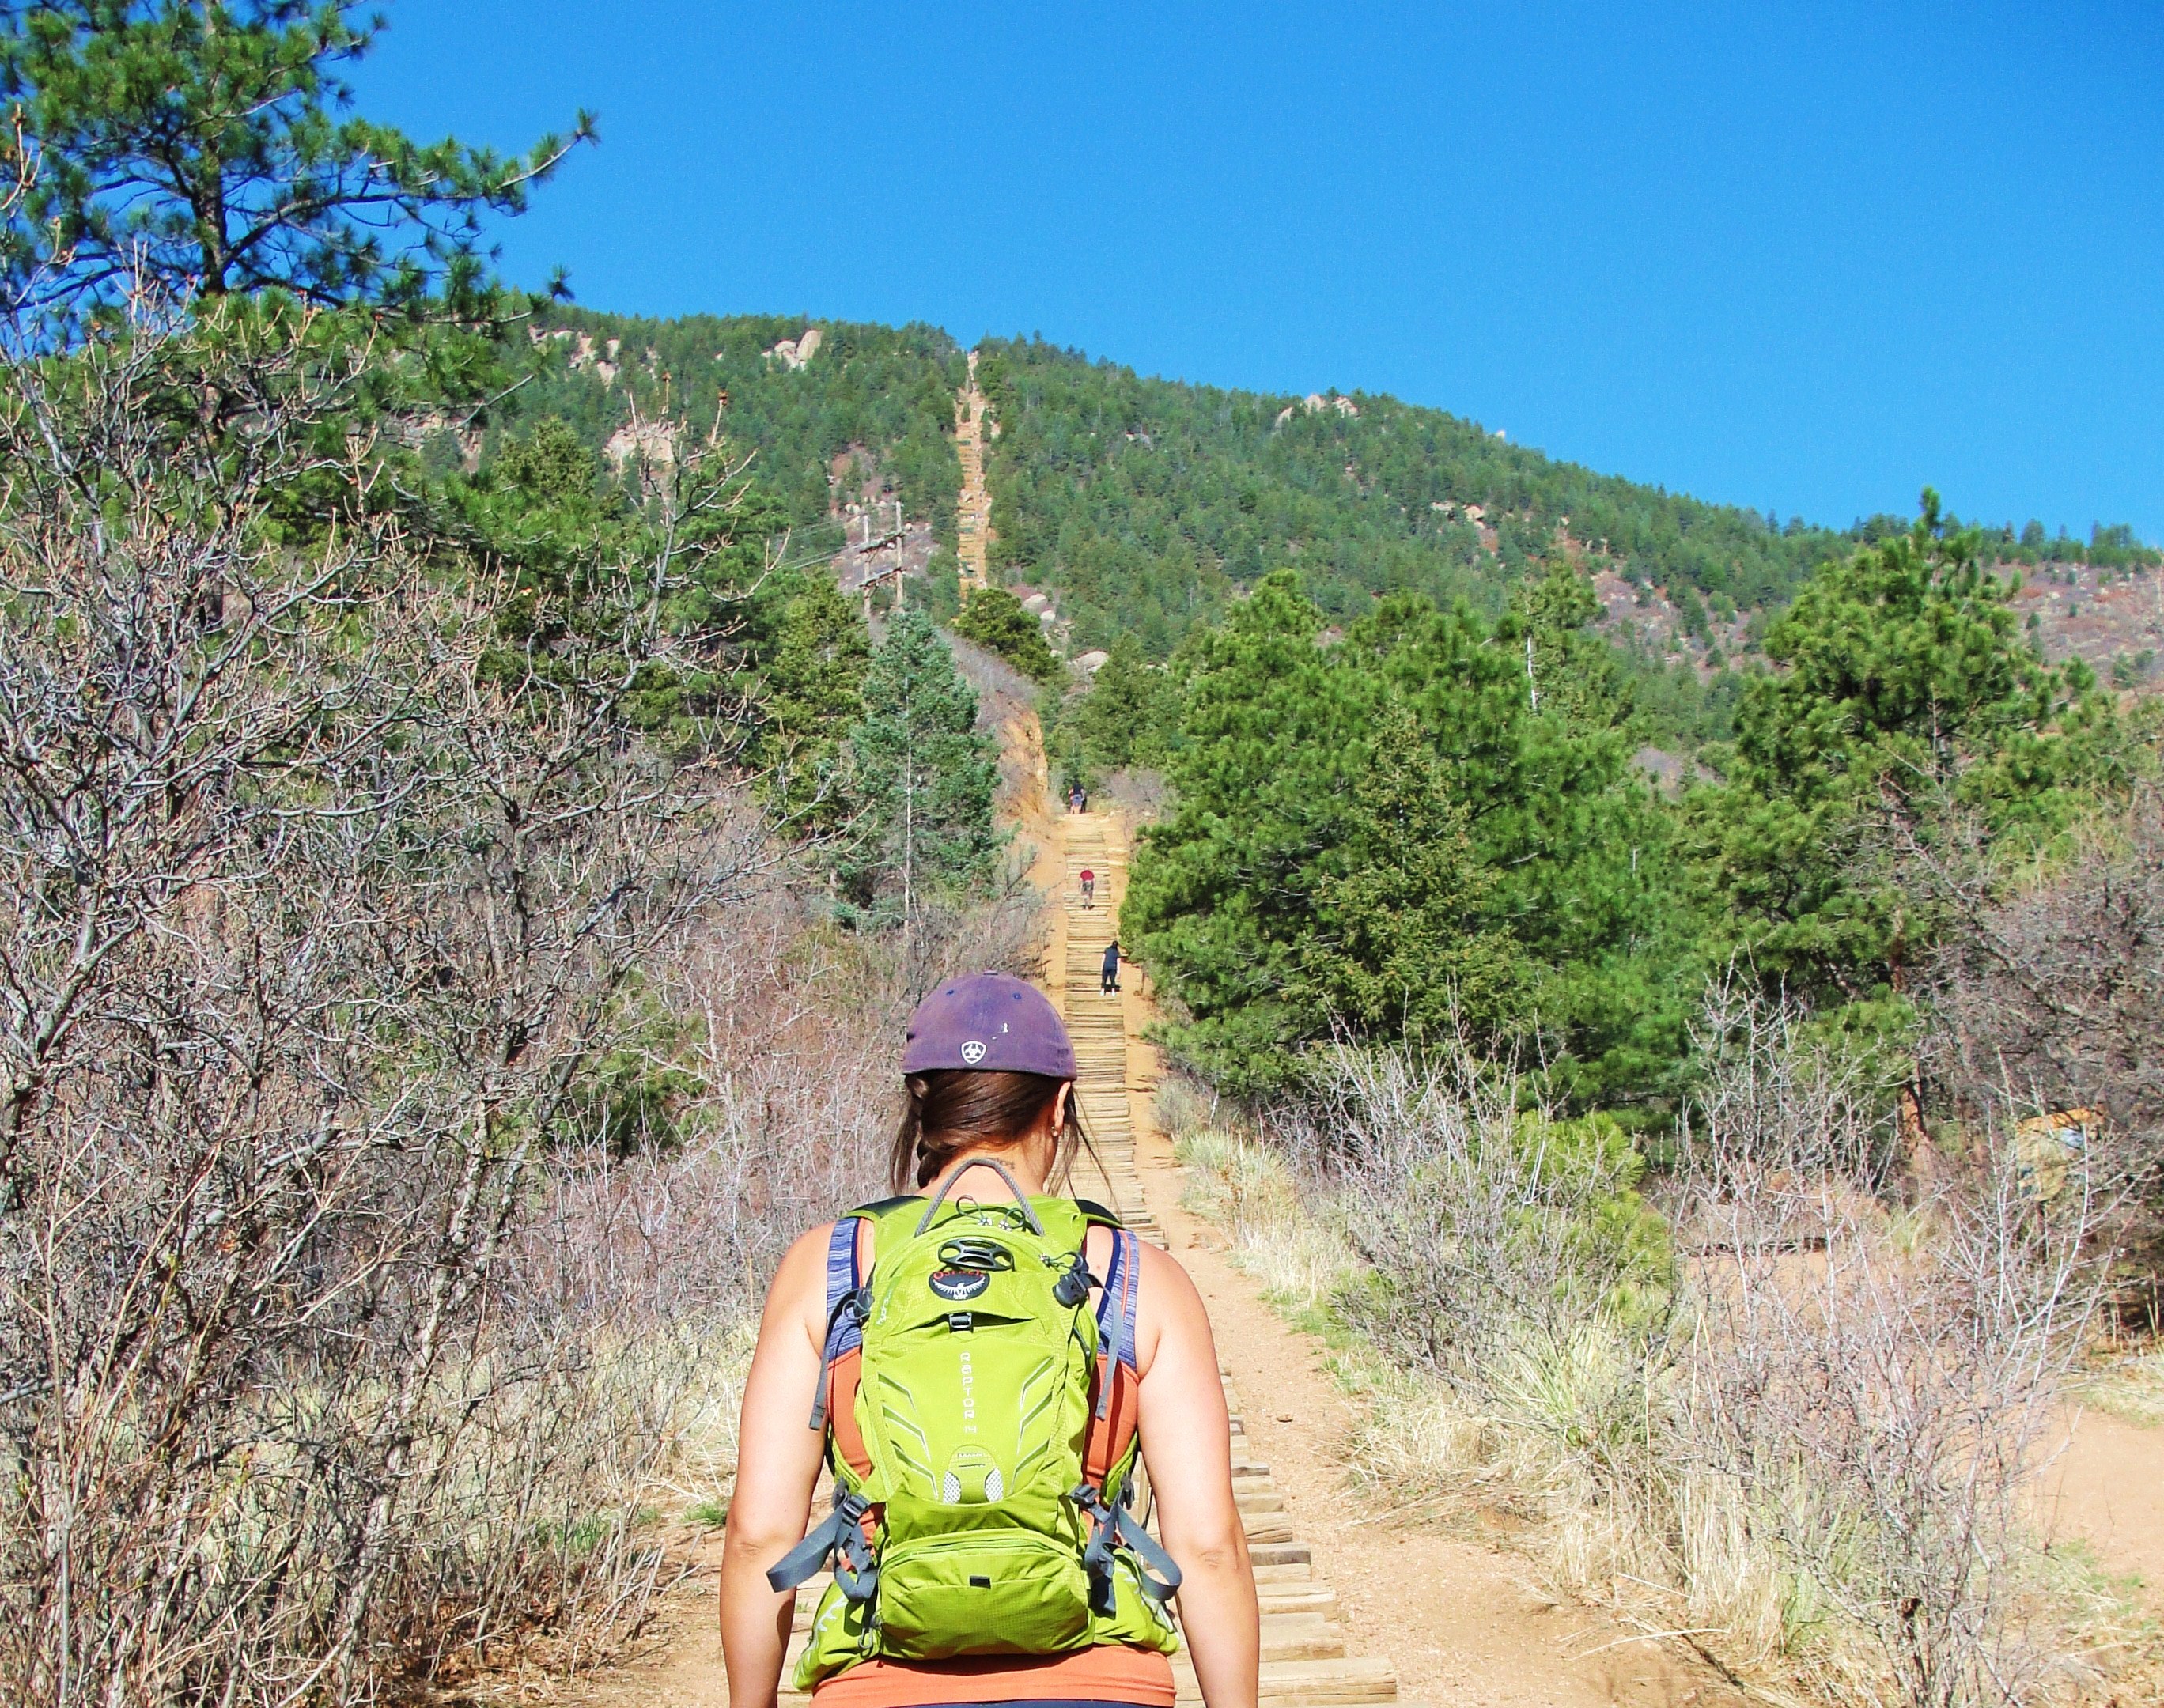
720,1225,834,1708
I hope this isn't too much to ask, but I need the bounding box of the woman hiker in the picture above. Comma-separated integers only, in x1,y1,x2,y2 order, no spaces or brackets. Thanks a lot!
1101,939,1122,996
721,972,1258,1708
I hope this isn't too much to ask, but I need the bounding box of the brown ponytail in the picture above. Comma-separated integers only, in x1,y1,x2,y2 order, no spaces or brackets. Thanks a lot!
891,1069,1097,1193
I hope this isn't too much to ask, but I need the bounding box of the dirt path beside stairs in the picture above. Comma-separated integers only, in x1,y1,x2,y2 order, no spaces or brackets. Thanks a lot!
1075,811,1744,1708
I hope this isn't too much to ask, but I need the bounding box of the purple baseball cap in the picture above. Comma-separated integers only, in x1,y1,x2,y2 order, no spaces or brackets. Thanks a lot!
902,972,1077,1079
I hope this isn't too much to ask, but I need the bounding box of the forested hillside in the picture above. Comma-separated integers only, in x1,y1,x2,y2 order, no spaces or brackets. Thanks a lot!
974,337,1855,654
484,309,967,537
505,310,2162,720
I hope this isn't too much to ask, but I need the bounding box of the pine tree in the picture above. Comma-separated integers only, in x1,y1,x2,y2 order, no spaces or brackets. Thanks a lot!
457,414,789,746
0,0,594,323
1501,559,1621,731
1690,491,2128,1036
757,572,872,829
1072,636,1176,775
838,609,1001,922
953,585,1060,682
1122,570,1684,1105
1292,705,1524,1040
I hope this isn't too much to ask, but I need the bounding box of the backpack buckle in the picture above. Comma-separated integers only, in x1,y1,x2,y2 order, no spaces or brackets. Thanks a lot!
1051,1252,1099,1308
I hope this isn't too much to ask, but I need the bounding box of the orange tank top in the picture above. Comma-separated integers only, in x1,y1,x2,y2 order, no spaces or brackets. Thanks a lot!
811,1647,1176,1707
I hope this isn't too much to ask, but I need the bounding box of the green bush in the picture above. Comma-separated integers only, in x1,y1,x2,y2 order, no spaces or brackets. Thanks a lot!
952,586,1061,681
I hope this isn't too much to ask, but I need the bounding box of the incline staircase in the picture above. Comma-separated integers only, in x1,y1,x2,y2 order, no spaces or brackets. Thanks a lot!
955,351,992,599
1057,815,1412,1708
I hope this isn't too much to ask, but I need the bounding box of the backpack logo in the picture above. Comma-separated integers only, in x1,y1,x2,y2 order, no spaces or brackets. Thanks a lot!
960,1040,986,1064
929,1268,989,1302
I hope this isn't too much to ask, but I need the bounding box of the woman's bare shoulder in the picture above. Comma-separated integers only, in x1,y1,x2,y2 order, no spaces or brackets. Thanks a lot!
1131,1235,1216,1376
1133,1235,1205,1304
762,1221,841,1345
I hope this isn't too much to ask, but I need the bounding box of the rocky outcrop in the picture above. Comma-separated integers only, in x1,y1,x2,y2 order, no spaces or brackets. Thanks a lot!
1274,393,1360,427
603,418,678,470
765,327,823,370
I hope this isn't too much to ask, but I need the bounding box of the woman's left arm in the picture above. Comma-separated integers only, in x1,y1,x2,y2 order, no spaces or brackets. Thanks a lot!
1133,1241,1259,1708
721,1226,834,1708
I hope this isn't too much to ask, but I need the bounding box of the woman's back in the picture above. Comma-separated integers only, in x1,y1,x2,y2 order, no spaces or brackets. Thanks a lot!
718,973,1258,1708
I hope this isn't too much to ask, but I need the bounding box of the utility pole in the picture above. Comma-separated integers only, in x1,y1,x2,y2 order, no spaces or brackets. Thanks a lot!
851,499,907,622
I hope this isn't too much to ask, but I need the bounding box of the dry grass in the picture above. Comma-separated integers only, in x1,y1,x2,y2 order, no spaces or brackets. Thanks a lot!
2075,1348,2164,1428
1171,1126,1350,1313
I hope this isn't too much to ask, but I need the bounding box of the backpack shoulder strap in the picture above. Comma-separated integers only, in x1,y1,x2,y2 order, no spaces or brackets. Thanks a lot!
808,1211,884,1479
1082,1222,1144,1489
1075,1222,1182,1612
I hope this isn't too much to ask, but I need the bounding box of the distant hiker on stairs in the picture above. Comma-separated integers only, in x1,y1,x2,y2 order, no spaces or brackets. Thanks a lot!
1102,939,1122,995
1080,867,1095,908
720,973,1259,1708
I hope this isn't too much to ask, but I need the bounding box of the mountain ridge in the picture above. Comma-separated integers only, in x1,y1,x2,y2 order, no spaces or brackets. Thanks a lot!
473,308,2160,697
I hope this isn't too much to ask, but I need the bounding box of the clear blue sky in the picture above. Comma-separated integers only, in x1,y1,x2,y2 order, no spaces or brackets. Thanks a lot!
357,2,2164,538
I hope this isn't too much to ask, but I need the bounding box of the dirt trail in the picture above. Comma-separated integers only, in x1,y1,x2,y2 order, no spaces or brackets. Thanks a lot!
955,351,992,597
2038,1405,2164,1601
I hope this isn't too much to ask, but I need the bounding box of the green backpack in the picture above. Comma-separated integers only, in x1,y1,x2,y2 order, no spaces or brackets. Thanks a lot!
768,1162,1182,1687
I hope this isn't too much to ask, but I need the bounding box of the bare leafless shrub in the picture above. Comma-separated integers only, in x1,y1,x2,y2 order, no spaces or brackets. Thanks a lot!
1259,1047,1684,1604
0,301,779,1706
1917,785,2164,1290
1282,1046,1672,1377
1674,988,2116,1707
1190,1002,2138,1706
1682,970,1895,1195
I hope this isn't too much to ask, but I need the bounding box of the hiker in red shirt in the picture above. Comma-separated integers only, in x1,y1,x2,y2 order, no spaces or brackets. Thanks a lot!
1080,868,1095,908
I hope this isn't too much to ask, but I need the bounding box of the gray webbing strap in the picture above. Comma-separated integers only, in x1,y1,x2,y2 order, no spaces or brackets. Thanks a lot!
1073,1480,1182,1612
913,1156,1046,1236
766,1488,877,1601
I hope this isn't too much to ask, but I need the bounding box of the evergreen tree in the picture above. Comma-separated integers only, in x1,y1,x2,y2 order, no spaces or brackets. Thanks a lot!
952,585,1060,681
1071,636,1177,775
1690,492,2128,1037
1503,559,1621,731
455,414,789,746
757,571,872,829
1291,705,1524,1040
839,609,1001,922
1118,574,1366,1087
1122,572,1682,1105
0,0,593,323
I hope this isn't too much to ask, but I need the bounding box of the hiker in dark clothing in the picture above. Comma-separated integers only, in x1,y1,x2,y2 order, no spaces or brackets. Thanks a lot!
1068,782,1087,814
1101,939,1121,994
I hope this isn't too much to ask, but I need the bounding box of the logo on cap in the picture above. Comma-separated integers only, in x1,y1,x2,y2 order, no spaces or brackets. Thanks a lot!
960,1040,986,1065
